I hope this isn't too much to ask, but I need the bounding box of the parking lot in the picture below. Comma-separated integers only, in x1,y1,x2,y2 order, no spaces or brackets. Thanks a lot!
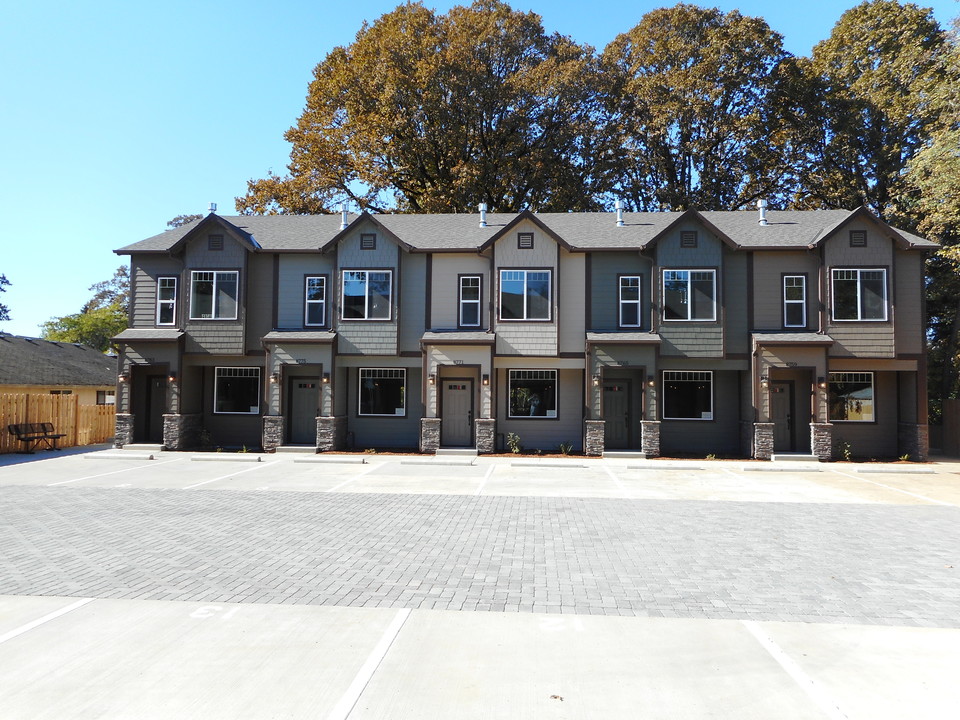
1,447,958,719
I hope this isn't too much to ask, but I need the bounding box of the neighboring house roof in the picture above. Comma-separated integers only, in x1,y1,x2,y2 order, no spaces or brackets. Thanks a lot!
0,334,116,387
115,208,937,255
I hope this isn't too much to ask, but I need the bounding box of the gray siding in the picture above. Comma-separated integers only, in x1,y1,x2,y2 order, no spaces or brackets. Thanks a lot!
659,369,742,454
399,253,427,352
752,251,820,330
558,250,586,353
277,254,335,329
245,254,274,353
430,254,490,330
828,371,898,458
894,250,925,355
130,256,181,327
589,252,651,331
347,366,423,448
656,221,724,357
183,231,247,355
494,219,559,356
335,224,400,355
723,250,749,355
824,220,895,358
496,368,584,452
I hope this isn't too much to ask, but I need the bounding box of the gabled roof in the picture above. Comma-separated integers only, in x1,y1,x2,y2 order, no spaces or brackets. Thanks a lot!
115,208,937,255
0,334,116,387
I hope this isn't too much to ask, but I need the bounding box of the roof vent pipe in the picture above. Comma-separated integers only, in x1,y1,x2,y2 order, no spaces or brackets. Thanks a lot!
340,203,348,231
757,198,768,226
478,203,487,228
209,202,217,214
615,200,624,227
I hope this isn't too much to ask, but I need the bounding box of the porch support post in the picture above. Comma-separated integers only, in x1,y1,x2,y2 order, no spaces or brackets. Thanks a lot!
262,415,284,452
420,417,441,453
114,413,134,448
898,423,928,462
317,416,346,452
163,413,202,450
810,422,833,461
753,422,774,460
641,420,660,457
475,418,496,454
584,419,605,456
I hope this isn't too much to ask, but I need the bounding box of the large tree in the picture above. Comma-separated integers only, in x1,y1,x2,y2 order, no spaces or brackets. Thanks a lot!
796,0,950,219
601,4,801,211
237,0,611,214
41,266,130,352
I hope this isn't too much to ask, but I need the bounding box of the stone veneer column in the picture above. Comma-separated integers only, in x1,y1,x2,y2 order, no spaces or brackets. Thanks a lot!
420,418,441,453
810,423,833,461
641,420,661,458
163,413,202,450
316,416,347,452
898,423,929,462
114,413,134,448
584,420,605,456
753,422,775,460
475,418,496,454
262,416,284,452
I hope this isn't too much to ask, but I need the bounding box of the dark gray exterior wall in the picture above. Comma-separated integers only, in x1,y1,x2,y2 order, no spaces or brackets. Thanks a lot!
183,232,247,355
130,256,182,327
589,252,651,331
346,366,423,448
245,254,274,353
723,250,749,355
894,250,925,356
659,368,742,455
277,254,335,329
399,253,427,352
828,370,898,458
496,368,584,452
335,225,400,355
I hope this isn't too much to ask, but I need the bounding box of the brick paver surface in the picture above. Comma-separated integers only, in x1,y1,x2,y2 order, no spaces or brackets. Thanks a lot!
1,486,957,627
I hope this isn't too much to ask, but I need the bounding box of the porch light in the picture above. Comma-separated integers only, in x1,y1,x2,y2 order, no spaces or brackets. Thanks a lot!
428,373,436,385
818,376,827,389
270,372,280,384
647,375,655,387
482,374,489,386
322,373,330,384
592,374,601,387
760,375,769,389
118,371,130,383
167,371,177,383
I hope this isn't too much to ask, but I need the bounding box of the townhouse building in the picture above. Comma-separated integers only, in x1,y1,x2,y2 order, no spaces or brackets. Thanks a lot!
113,205,934,460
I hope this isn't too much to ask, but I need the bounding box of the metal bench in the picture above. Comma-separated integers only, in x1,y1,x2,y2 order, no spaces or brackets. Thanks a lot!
7,422,67,453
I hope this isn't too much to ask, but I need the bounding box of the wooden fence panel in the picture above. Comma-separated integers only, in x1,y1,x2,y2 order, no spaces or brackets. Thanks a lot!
0,394,116,453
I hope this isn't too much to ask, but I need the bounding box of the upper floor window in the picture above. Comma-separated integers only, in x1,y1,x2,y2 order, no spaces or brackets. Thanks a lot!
304,276,326,327
190,271,238,320
459,275,482,327
663,269,716,321
619,276,642,328
500,269,551,321
783,275,806,328
832,268,887,321
342,270,392,320
156,276,177,326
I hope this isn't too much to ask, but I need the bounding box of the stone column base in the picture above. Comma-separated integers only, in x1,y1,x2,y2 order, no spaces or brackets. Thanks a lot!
810,423,833,461
420,418,441,453
163,413,202,450
641,420,661,457
475,418,496,454
584,420,605,456
898,423,929,462
114,413,134,448
754,422,775,460
317,416,347,451
262,415,284,452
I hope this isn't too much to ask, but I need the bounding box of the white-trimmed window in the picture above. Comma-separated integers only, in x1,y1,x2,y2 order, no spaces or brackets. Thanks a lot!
190,271,238,320
214,367,260,414
783,275,806,328
459,275,482,327
96,390,116,405
156,277,177,326
305,276,326,327
358,368,406,416
663,270,716,321
832,269,887,321
662,370,713,420
342,270,392,320
619,275,642,328
828,372,874,422
500,270,551,321
508,370,557,418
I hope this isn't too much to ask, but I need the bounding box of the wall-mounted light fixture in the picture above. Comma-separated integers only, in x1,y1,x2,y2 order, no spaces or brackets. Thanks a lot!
760,374,769,389
322,372,330,384
428,373,436,385
818,376,827,389
167,370,177,383
118,371,130,383
270,371,280,384
592,374,601,387
647,375,655,387
482,374,489,386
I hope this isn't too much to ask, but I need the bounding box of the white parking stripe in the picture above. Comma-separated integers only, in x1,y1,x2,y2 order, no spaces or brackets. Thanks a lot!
829,468,954,507
326,462,384,492
327,608,411,720
603,464,628,494
742,620,849,720
474,463,496,495
183,462,278,489
0,598,95,646
47,458,183,486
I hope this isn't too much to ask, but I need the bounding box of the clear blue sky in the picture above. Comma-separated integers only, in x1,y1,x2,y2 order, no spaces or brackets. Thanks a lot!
1,0,956,338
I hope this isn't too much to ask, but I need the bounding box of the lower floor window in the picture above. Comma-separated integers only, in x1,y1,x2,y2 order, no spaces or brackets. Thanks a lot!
662,370,713,420
828,372,874,422
359,368,406,416
96,390,116,405
215,367,261,414
508,370,557,418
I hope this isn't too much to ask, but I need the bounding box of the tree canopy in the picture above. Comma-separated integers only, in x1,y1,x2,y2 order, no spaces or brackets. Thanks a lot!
0,274,10,323
41,266,129,352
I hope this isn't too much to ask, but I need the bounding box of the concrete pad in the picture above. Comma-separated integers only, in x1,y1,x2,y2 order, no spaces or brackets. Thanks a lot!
350,612,825,720
341,462,491,495
0,596,90,637
0,597,400,720
293,455,368,464
82,452,154,460
482,466,626,498
853,465,935,474
191,453,263,462
759,621,960,720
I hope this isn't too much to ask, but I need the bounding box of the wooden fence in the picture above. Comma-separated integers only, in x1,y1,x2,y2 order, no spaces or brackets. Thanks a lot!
0,394,116,454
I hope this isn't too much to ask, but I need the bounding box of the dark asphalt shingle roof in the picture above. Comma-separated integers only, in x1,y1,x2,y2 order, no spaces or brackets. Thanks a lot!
115,209,937,254
0,334,116,387
113,329,183,341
